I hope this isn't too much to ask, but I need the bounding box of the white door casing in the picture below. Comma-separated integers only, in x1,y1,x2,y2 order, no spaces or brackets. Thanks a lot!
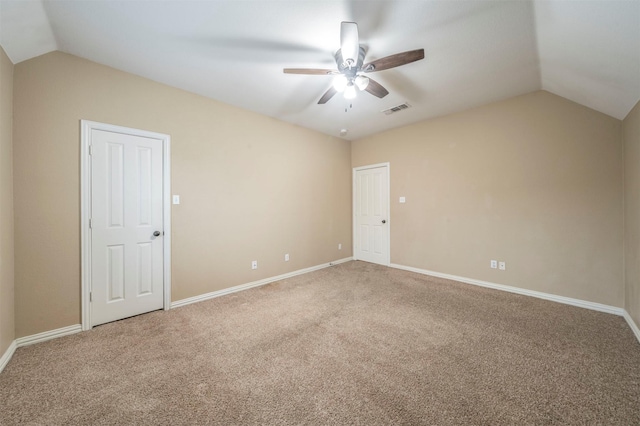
353,163,390,265
81,121,171,330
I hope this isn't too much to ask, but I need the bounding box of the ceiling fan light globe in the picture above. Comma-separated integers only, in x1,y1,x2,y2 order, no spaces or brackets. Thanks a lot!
355,75,369,90
332,75,348,92
344,84,357,100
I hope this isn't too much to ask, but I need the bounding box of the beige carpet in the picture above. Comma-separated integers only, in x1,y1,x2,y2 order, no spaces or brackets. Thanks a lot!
1,261,639,425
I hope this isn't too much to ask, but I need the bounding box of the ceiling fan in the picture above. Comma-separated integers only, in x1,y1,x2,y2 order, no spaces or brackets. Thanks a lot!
284,22,424,104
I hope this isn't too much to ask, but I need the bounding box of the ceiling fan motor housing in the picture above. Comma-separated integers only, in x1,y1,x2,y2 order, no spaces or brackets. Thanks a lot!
335,46,367,77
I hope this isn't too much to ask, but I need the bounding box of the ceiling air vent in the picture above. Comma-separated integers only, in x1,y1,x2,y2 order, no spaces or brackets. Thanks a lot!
382,103,411,115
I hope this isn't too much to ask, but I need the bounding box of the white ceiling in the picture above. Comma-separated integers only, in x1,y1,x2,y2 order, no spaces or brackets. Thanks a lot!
1,0,639,140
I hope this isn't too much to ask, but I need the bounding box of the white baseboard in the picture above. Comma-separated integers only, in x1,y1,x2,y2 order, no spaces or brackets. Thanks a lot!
389,263,625,316
14,324,82,348
172,257,354,309
0,340,17,373
328,257,352,266
623,311,640,344
0,324,82,374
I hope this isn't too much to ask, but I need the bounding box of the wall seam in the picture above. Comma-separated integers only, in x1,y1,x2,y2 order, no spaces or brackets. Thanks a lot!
622,122,626,312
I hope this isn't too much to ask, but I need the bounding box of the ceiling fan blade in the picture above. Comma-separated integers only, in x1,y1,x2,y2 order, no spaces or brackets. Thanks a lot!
363,49,425,73
340,21,359,65
318,87,338,104
364,77,389,98
283,68,337,75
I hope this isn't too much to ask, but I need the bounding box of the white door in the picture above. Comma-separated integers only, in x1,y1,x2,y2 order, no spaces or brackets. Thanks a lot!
90,129,164,326
354,164,389,265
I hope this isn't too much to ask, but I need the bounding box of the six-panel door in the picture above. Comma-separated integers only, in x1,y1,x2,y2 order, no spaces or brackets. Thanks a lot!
91,129,164,326
354,166,389,265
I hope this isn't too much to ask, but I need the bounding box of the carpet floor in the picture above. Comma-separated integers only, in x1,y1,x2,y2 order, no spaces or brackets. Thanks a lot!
1,261,639,425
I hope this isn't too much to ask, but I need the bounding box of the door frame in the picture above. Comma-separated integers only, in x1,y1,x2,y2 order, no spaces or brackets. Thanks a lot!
80,120,172,331
352,162,391,266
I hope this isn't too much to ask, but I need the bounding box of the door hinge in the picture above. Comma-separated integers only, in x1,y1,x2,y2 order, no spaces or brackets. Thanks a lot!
90,292,92,302
89,218,92,229
88,145,92,155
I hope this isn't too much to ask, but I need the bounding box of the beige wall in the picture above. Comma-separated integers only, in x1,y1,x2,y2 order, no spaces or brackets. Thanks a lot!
13,51,352,337
352,91,623,307
0,46,14,355
624,100,640,327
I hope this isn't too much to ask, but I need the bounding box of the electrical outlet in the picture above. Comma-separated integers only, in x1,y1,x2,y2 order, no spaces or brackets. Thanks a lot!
251,260,258,270
490,260,498,269
285,254,289,261
338,243,342,250
499,261,506,271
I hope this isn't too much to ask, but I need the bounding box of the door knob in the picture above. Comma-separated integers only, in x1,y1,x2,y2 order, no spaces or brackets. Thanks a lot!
382,220,386,224
153,231,161,237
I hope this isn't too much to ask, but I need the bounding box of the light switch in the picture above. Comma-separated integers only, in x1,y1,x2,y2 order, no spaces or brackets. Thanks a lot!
172,195,180,205
399,197,406,203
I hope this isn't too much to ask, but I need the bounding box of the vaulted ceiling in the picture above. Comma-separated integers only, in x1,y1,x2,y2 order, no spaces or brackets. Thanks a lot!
1,0,639,140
